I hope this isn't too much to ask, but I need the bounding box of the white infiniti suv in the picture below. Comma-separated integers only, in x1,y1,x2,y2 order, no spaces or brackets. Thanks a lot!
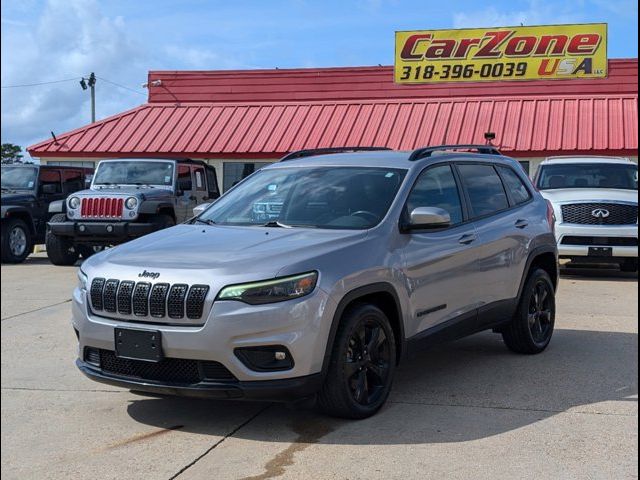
535,156,638,272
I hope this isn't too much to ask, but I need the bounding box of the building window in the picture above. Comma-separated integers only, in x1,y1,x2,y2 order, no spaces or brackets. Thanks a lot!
518,161,530,175
223,162,272,192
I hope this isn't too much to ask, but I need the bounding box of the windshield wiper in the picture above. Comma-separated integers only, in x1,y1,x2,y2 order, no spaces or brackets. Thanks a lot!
194,218,217,226
134,183,155,188
262,220,292,228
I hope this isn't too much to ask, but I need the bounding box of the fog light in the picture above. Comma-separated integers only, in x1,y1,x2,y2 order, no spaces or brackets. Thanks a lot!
84,347,100,367
68,210,74,218
79,225,86,232
235,346,294,372
106,225,113,233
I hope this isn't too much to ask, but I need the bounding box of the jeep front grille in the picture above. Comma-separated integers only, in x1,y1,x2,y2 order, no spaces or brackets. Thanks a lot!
90,278,209,321
561,203,638,225
80,197,124,219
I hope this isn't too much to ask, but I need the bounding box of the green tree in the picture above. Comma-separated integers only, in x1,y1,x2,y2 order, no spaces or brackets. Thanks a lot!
1,143,24,164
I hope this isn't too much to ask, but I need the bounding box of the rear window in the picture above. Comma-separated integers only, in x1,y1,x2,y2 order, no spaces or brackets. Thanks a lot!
457,164,509,217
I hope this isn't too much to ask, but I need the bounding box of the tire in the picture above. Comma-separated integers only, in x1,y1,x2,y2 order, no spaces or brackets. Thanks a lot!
501,268,555,354
317,303,396,419
1,218,33,263
76,245,103,259
46,214,79,266
620,259,638,273
151,214,176,230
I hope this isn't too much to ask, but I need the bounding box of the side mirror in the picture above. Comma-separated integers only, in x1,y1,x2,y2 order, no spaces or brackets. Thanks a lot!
406,207,451,230
41,184,58,195
193,203,211,217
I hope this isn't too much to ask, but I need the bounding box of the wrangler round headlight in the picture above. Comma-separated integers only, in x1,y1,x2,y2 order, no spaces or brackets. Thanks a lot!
217,272,318,305
68,197,80,209
125,197,138,209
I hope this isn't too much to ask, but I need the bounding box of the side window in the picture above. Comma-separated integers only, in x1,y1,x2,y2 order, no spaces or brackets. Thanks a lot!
177,165,192,192
39,169,62,194
497,166,532,205
62,170,84,193
406,164,463,225
191,166,206,191
457,164,509,218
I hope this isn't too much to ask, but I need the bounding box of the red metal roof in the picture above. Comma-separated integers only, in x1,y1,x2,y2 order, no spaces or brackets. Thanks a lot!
28,59,638,158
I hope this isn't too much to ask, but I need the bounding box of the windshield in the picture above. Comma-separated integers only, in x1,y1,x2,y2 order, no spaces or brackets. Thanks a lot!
93,161,174,186
1,166,38,190
199,166,407,229
537,163,638,190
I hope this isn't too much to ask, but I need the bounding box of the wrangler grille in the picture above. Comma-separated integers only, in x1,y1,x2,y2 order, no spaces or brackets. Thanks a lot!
89,349,237,384
80,197,124,219
89,279,209,321
561,203,638,225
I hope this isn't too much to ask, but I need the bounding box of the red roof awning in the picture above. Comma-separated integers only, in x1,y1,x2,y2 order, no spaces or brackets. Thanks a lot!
28,59,638,158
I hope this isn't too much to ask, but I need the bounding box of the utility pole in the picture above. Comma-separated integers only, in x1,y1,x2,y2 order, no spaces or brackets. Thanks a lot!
80,73,97,123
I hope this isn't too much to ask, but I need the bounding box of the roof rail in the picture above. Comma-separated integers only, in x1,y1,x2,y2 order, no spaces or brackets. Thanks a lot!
408,144,501,162
280,146,392,162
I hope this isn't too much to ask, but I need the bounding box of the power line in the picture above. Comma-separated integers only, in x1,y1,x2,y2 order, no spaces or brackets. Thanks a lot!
1,77,79,88
96,76,146,96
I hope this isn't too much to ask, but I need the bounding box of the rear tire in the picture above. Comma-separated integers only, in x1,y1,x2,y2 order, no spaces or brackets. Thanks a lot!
502,268,555,354
620,259,638,273
46,214,79,266
1,218,33,264
317,303,396,419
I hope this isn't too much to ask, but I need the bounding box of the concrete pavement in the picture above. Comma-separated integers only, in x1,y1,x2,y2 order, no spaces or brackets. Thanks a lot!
1,255,637,479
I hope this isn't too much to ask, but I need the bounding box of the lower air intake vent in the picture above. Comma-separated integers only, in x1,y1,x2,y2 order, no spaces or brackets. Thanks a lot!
94,349,237,384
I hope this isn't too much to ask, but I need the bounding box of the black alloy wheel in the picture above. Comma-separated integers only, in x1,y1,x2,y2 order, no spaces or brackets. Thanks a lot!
345,320,392,406
502,268,556,354
318,303,396,419
527,279,554,344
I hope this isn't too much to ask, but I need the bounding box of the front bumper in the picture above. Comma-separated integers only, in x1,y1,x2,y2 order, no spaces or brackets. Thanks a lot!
49,220,157,243
556,223,638,258
72,284,334,395
77,359,322,401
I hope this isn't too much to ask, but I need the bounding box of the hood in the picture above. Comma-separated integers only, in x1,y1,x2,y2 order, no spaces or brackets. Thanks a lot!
83,224,368,284
1,192,36,205
74,187,172,200
540,188,638,204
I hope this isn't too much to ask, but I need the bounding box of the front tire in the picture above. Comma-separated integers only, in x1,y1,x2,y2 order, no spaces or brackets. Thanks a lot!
502,268,555,354
46,214,79,266
1,218,33,263
318,303,396,419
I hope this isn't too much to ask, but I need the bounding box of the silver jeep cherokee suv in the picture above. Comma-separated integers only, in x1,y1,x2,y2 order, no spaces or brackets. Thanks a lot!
74,145,559,419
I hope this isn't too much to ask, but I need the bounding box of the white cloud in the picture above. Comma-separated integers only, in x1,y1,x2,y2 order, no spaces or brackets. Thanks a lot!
1,0,147,157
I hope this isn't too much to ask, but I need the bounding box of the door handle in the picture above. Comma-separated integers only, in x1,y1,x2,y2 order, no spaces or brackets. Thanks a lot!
515,219,529,229
458,233,477,245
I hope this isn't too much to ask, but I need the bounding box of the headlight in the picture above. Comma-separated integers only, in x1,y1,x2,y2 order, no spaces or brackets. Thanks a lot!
125,197,138,209
217,271,318,305
77,269,88,291
68,197,80,209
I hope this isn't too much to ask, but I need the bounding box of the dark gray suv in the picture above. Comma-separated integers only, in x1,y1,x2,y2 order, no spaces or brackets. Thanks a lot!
74,145,558,419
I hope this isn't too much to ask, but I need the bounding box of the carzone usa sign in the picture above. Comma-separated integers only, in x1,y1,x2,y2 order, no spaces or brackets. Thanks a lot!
395,23,607,83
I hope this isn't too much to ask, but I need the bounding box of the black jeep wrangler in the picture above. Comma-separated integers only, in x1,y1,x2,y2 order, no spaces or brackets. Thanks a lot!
1,164,93,263
46,158,219,265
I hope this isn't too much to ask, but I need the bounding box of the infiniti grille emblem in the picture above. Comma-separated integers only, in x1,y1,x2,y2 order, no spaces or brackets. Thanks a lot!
591,208,610,219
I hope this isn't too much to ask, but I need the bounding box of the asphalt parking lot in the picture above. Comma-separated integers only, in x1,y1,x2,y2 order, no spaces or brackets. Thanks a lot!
1,254,637,480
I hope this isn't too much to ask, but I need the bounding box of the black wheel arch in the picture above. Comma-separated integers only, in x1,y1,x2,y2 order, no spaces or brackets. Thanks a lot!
518,246,559,299
321,282,405,378
138,201,176,221
1,207,36,235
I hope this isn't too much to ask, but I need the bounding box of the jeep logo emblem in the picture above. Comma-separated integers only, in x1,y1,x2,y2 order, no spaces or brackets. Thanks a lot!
138,270,160,279
591,208,610,218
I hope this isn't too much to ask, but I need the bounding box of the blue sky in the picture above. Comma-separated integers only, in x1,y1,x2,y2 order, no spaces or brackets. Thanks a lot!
1,0,638,158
